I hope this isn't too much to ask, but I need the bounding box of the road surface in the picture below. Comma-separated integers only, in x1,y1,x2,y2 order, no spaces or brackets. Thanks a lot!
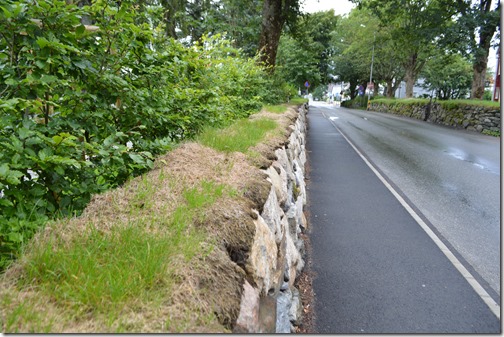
306,101,500,333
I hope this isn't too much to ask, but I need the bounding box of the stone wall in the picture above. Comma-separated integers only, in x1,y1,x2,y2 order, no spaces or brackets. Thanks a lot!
370,102,501,134
234,103,309,333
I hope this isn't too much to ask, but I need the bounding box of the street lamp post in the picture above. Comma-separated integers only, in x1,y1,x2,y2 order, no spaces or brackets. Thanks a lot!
367,31,376,110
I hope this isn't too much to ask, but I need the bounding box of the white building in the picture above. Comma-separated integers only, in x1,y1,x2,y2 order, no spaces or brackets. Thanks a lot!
395,78,432,98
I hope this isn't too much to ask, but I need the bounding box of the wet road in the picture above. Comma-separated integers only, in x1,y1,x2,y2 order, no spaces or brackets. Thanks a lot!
306,101,501,332
311,101,501,300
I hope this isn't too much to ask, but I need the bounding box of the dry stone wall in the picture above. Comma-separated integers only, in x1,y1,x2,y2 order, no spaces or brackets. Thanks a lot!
234,104,308,333
370,102,501,134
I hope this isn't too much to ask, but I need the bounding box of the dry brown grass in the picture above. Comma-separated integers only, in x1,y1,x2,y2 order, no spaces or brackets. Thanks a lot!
0,105,301,333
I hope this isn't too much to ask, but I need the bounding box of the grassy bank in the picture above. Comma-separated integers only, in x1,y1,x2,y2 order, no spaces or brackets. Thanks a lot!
0,105,301,333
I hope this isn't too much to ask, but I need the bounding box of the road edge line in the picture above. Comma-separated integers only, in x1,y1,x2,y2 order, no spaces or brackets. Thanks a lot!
326,114,501,320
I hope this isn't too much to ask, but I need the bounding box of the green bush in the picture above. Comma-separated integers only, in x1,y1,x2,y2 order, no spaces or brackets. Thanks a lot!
483,89,493,101
371,98,499,109
341,95,369,109
0,0,290,269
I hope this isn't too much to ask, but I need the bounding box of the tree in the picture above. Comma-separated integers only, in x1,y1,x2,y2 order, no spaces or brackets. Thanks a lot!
298,10,340,84
275,10,339,89
421,52,472,99
374,29,405,98
330,13,370,99
258,0,300,71
275,35,321,89
353,0,457,98
335,8,406,98
158,0,213,43
443,0,501,99
159,0,186,38
204,0,263,57
152,0,265,55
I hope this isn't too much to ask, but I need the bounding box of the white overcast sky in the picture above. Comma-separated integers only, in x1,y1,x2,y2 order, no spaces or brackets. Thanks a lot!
301,0,355,15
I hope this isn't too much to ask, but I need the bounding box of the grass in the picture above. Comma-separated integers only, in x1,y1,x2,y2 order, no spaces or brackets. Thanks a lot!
2,297,55,333
1,104,296,332
443,99,500,108
22,225,178,314
4,179,231,332
196,118,277,153
289,97,308,105
263,97,308,114
482,129,501,137
263,104,288,114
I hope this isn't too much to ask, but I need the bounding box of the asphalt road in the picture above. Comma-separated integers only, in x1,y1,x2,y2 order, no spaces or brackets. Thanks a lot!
306,101,500,333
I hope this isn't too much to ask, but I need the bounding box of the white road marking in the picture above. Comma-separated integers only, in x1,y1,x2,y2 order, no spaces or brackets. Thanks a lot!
329,116,339,120
324,111,501,320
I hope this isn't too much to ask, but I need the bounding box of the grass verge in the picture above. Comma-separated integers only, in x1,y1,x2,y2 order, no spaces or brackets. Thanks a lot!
196,118,277,153
263,104,288,114
289,97,308,105
2,179,232,332
1,102,304,332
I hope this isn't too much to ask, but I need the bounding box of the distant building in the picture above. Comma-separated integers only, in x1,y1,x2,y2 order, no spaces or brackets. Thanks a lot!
395,78,431,98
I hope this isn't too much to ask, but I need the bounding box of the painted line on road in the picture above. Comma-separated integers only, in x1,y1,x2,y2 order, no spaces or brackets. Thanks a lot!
324,112,501,320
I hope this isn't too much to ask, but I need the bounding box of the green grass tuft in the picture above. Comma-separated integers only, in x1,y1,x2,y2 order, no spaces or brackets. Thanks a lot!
21,225,178,317
196,118,277,153
263,104,287,114
482,129,501,137
12,179,230,329
289,97,308,105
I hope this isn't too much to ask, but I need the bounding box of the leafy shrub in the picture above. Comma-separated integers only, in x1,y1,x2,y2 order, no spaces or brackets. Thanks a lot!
341,95,369,109
0,0,289,269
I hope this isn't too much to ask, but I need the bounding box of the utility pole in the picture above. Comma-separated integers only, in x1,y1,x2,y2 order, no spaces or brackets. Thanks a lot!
367,31,376,110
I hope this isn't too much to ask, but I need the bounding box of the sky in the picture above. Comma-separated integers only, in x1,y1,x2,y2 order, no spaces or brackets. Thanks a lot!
301,0,355,15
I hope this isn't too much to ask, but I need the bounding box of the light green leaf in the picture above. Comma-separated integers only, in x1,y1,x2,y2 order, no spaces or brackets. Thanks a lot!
40,75,57,84
38,148,53,161
36,37,49,48
128,153,144,164
35,60,46,69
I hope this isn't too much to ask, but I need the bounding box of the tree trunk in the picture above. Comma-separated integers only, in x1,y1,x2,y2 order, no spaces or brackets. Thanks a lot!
373,82,379,96
258,0,283,71
258,0,294,72
161,0,184,38
385,79,395,98
404,65,416,98
349,79,358,99
392,78,402,97
403,52,424,98
470,0,499,99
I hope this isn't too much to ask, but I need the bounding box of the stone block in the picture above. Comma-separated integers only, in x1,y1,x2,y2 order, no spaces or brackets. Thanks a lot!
289,288,302,325
265,165,287,207
261,187,284,244
234,281,260,333
259,295,277,333
246,213,278,294
276,289,292,333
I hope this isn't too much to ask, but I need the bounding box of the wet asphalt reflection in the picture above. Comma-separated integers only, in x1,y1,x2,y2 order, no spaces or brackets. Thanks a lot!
311,101,500,300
